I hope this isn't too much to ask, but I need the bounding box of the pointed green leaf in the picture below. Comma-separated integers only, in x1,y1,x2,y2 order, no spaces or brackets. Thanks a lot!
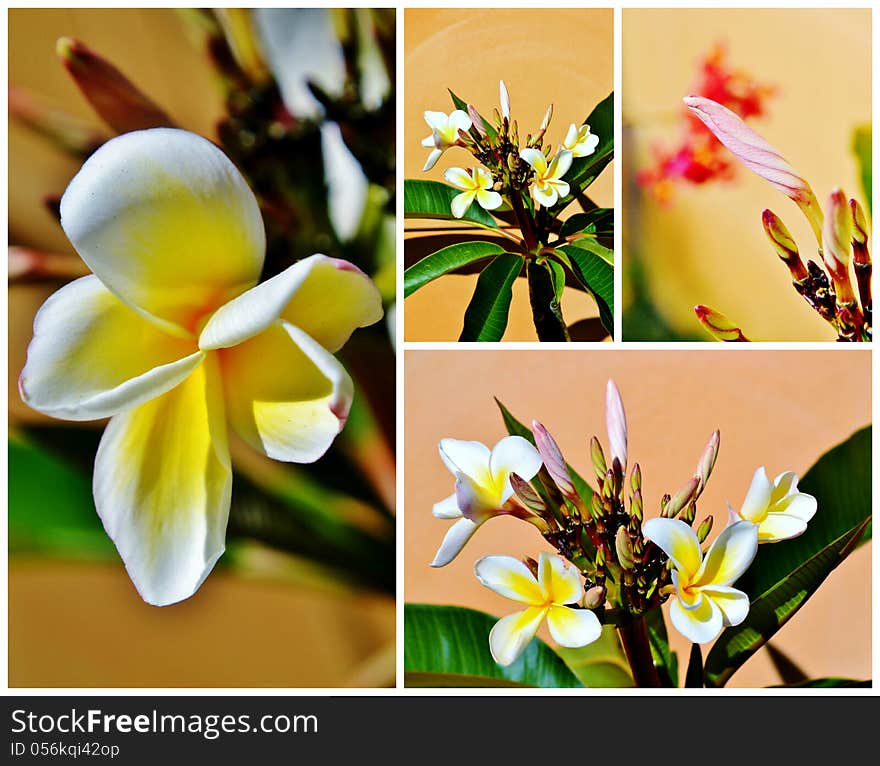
546,258,566,303
560,208,614,238
404,604,583,687
556,625,633,687
557,242,614,334
459,252,522,341
404,241,506,298
404,179,498,227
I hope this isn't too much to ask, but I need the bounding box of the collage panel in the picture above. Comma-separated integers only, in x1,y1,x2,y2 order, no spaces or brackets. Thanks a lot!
622,8,872,342
9,7,395,687
404,349,871,687
404,8,614,342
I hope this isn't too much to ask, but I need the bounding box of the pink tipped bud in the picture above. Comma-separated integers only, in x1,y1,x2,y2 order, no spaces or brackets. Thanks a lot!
57,37,173,134
822,189,857,306
684,95,823,243
695,431,720,492
467,104,487,138
510,473,546,514
499,80,510,120
532,421,574,497
604,380,628,473
540,103,554,133
694,305,750,342
850,198,869,247
583,586,605,609
762,209,807,281
666,477,700,518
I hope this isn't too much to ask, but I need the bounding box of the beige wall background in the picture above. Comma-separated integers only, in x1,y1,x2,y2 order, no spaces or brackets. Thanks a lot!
623,8,871,341
405,8,613,341
404,349,871,687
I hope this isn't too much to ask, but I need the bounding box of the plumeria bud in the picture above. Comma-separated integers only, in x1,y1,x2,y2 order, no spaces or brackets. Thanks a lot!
467,104,487,139
499,80,511,120
616,528,635,570
696,515,714,544
684,95,824,245
850,198,872,313
510,473,546,514
660,493,672,517
532,421,575,497
694,305,750,342
630,489,644,523
540,103,554,133
591,492,605,520
851,199,869,246
57,37,174,134
695,431,720,493
590,437,607,481
762,209,808,281
630,463,642,494
681,502,697,526
822,189,857,306
583,585,605,609
595,545,606,567
666,477,699,519
605,380,628,473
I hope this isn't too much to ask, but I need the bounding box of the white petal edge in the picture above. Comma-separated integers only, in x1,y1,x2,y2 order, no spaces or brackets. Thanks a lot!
547,605,602,648
431,517,480,567
475,555,545,605
488,607,546,666
642,517,702,579
694,520,759,587
669,594,723,644
432,493,462,519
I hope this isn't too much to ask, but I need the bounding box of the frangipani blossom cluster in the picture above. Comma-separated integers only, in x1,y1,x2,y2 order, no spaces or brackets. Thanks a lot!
421,80,599,221
430,380,817,667
20,128,383,606
685,96,872,342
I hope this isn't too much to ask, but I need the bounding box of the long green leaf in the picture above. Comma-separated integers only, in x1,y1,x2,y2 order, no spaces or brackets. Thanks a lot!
769,678,871,688
494,398,593,502
561,208,614,238
404,241,505,298
554,92,614,209
704,426,871,686
404,179,498,227
645,606,678,687
557,242,614,334
459,253,522,341
556,626,633,687
404,604,583,687
448,89,497,139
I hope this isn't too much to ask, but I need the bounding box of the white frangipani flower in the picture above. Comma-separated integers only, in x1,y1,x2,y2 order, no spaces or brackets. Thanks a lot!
443,166,502,219
643,518,758,644
20,128,383,606
431,437,542,567
729,467,817,543
561,123,600,158
475,552,602,666
421,109,472,171
519,148,573,208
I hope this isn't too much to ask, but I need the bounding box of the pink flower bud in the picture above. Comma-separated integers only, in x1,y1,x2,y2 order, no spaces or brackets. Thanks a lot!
531,421,574,497
694,305,750,342
605,380,627,473
822,189,856,305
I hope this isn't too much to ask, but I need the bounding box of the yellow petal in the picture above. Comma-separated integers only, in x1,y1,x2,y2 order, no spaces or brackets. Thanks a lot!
642,518,702,579
538,552,583,605
694,521,758,587
20,275,203,421
488,607,547,666
474,555,545,605
92,355,231,606
220,321,352,463
546,605,602,648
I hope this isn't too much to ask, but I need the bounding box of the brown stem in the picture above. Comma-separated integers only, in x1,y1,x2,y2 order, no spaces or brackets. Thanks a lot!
510,191,538,253
526,260,570,341
617,615,661,688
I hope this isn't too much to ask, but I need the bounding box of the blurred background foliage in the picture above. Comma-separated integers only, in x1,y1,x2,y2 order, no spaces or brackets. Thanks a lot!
8,8,395,687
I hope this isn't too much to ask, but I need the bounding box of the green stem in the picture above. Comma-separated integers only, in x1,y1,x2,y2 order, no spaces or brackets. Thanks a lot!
617,615,661,688
526,260,569,341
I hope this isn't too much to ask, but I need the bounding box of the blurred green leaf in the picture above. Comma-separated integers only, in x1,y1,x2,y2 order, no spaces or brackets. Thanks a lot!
404,604,583,687
556,625,633,687
557,242,614,334
404,241,505,298
554,92,614,209
404,179,499,228
852,125,872,213
704,427,871,687
459,253,522,341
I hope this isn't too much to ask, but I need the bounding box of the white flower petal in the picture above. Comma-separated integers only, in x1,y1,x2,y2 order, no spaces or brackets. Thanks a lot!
199,254,382,352
770,471,799,502
431,517,480,567
20,276,204,421
476,190,503,211
488,607,546,666
519,148,548,175
321,121,368,242
450,190,476,219
546,605,602,648
60,128,265,332
449,109,473,132
549,150,573,179
538,552,583,605
93,355,231,606
432,493,462,519
438,439,491,478
489,435,543,500
551,180,570,199
424,110,450,131
643,517,702,579
443,167,474,190
669,594,723,644
695,521,758,587
421,135,437,148
221,321,352,463
563,123,578,150
777,492,817,522
740,466,773,522
475,555,545,605
532,184,558,208
472,166,494,190
423,148,443,172
757,513,809,543
701,585,751,627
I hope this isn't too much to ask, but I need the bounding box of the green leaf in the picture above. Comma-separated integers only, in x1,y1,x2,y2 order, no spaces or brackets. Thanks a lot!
404,604,583,687
404,179,498,228
557,242,614,334
404,241,506,298
556,625,633,687
852,125,872,213
448,89,497,139
769,678,871,688
645,607,678,687
560,208,614,238
9,436,114,559
704,427,872,687
554,92,614,208
494,398,593,502
546,258,566,304
459,252,522,341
